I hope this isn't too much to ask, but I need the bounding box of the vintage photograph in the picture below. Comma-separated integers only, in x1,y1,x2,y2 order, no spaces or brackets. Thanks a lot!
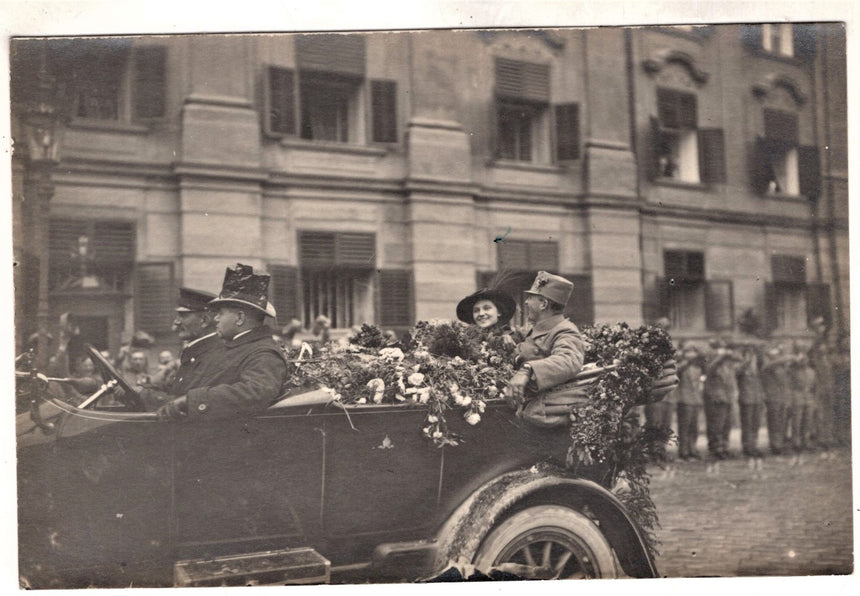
5,5,853,591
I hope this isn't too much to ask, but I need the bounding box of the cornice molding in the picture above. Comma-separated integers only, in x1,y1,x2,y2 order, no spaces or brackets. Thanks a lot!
642,49,710,85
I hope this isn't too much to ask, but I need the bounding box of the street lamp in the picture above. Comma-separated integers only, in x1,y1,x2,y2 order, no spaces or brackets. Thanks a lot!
20,57,65,369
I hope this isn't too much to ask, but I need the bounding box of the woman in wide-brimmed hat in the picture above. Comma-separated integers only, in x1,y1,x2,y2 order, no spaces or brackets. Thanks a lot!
455,287,518,342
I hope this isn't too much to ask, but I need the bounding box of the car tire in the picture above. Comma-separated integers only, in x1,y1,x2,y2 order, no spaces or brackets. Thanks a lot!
473,505,619,579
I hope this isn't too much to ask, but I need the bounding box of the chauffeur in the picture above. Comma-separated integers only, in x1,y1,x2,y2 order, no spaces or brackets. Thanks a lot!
156,264,288,420
507,271,586,407
139,288,226,411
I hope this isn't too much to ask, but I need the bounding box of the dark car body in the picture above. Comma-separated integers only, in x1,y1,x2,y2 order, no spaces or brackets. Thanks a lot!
17,388,657,587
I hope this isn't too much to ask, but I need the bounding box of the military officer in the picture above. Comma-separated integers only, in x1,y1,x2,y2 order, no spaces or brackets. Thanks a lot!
507,271,586,408
156,264,288,420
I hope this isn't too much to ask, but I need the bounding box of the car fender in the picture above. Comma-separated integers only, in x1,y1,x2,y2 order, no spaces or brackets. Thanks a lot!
431,462,658,578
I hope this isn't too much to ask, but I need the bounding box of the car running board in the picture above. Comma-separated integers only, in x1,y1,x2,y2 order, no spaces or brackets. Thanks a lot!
174,547,330,586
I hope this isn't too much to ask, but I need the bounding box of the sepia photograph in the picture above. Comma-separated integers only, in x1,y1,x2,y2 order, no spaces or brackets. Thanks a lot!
3,1,856,592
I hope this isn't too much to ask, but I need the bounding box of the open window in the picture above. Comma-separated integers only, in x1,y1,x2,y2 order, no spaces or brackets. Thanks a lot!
764,255,830,334
651,87,725,184
493,57,580,164
751,108,820,199
264,35,397,145
741,24,816,61
657,250,733,332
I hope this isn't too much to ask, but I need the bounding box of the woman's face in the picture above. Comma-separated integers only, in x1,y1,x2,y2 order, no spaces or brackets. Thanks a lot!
472,299,500,328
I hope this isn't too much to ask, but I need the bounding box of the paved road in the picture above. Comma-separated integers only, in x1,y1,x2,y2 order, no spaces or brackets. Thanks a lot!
649,443,854,578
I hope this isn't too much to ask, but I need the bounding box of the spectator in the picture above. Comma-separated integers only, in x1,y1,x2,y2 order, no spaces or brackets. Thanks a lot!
760,344,792,455
703,339,741,459
736,346,765,458
808,316,835,450
675,344,704,460
785,348,814,453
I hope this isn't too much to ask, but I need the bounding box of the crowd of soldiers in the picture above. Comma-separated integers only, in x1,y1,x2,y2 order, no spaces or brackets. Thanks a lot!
644,317,851,461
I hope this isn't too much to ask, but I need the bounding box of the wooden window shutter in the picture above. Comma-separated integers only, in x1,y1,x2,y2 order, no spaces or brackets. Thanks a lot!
563,274,594,327
135,263,174,335
705,280,734,331
763,282,778,335
763,109,798,145
49,219,89,272
132,46,166,119
554,103,580,161
497,241,530,270
798,145,822,200
378,269,413,327
268,265,299,326
649,116,662,180
793,24,817,61
771,255,806,283
335,233,376,267
371,80,397,143
528,241,559,271
296,34,366,77
698,128,726,184
93,221,136,265
494,58,549,103
740,24,764,52
750,137,774,195
805,283,831,328
267,66,296,135
299,231,336,267
655,277,670,320
657,88,696,129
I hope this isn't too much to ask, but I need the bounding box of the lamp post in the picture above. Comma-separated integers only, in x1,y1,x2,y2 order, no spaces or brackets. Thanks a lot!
21,59,65,369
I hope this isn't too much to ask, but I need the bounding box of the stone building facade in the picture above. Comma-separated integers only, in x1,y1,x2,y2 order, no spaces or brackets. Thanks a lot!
10,24,848,355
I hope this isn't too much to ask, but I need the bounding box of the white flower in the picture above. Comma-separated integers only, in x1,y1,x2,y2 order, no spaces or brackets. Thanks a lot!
395,393,406,402
432,430,444,439
379,347,405,362
413,350,430,359
357,397,367,404
452,356,465,366
366,378,386,403
427,414,438,423
477,401,486,413
422,426,432,437
417,387,431,404
408,372,425,386
449,383,460,393
464,412,481,426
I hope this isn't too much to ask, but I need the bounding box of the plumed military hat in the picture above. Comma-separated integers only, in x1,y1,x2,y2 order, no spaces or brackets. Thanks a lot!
175,287,217,313
456,288,517,326
523,271,574,307
209,263,277,318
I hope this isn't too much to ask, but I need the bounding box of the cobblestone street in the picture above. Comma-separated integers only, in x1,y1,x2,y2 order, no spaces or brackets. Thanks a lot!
649,441,854,578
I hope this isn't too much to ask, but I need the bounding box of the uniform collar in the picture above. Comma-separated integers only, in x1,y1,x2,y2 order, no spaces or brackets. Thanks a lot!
185,331,218,349
529,314,566,336
224,325,271,348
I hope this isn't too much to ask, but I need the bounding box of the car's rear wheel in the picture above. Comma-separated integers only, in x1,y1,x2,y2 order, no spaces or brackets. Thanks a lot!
473,505,618,579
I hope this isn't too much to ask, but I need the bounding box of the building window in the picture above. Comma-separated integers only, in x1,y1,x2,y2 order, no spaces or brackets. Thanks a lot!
48,40,167,122
761,23,794,57
264,35,398,145
49,219,135,292
651,87,725,184
658,250,733,332
493,57,580,164
752,108,820,198
764,255,831,333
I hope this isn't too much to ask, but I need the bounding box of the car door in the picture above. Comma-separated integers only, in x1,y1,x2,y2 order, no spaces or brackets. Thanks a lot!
171,403,326,562
320,404,443,541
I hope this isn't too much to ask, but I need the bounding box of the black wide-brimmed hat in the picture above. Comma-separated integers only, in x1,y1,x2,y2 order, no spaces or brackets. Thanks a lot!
209,263,277,318
456,288,517,326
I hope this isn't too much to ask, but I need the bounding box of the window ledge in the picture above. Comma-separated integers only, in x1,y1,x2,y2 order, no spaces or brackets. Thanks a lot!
488,159,566,174
762,191,808,204
653,177,710,191
748,49,804,66
279,138,388,157
68,119,152,134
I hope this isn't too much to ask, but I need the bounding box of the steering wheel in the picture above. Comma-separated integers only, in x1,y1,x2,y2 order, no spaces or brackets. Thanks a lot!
85,344,145,411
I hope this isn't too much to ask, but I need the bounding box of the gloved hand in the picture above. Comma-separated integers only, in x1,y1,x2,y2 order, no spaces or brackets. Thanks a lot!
507,369,531,406
156,396,188,421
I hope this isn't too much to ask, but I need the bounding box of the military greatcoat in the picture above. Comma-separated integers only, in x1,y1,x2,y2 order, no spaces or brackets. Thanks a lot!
185,325,288,419
514,314,586,391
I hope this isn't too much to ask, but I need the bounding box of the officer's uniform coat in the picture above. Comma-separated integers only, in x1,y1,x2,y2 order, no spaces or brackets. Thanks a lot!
171,332,227,396
185,325,288,419
514,314,586,391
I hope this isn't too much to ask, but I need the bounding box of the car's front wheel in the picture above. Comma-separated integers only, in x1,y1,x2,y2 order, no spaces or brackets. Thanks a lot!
473,505,619,579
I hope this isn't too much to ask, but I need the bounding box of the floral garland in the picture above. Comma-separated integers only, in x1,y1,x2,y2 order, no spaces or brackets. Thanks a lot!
571,322,676,557
285,322,515,446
